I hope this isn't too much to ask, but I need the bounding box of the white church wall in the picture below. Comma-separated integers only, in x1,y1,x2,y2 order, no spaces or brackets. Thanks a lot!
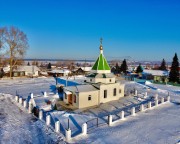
95,78,116,84
99,83,124,103
63,92,69,104
78,91,99,109
72,94,79,108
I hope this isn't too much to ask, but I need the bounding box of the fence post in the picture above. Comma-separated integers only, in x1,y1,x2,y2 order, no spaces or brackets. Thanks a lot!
19,97,22,105
161,97,164,104
44,92,47,97
15,96,19,102
144,92,147,97
148,101,151,109
120,111,124,120
46,115,51,126
131,107,135,116
66,128,71,141
155,99,159,106
140,104,144,111
55,121,60,133
23,100,27,108
28,102,32,113
167,96,170,102
108,115,113,126
82,123,87,135
155,94,158,100
30,93,33,99
135,90,137,96
39,110,43,120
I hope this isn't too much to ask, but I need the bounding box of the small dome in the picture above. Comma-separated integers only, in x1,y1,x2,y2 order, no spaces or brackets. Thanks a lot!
99,45,103,50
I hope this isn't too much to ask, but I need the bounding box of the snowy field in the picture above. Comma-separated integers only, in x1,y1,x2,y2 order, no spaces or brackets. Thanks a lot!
0,77,80,98
0,77,180,143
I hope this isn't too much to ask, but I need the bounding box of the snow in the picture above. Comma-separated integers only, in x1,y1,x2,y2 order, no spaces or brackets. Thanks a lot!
0,77,180,143
0,93,64,144
73,103,180,144
143,69,169,76
145,80,152,85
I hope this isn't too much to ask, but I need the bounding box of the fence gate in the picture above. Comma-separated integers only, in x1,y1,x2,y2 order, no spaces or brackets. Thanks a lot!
86,118,99,133
86,117,108,133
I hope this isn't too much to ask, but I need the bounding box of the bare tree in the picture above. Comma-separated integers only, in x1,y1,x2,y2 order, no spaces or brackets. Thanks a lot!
0,26,28,77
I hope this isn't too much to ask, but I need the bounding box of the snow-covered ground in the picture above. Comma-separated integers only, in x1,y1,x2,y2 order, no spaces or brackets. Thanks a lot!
0,77,180,143
0,93,64,144
73,103,180,144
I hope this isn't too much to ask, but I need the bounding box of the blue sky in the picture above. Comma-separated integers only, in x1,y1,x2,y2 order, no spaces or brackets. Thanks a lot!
0,0,180,61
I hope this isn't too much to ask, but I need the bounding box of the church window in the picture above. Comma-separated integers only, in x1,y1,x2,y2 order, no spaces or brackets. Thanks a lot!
119,89,121,93
113,88,116,96
88,95,91,101
104,90,107,98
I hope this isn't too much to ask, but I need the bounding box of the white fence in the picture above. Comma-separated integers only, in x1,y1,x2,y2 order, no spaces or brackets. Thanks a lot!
14,94,170,142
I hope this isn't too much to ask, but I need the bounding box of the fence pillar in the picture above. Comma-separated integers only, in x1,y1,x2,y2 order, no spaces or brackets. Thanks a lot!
140,104,144,111
161,97,164,103
30,93,33,99
66,128,71,141
167,96,170,102
19,97,22,105
144,92,147,97
82,123,87,135
120,111,124,120
155,99,159,106
46,115,51,125
135,90,137,96
55,121,60,133
131,107,135,116
15,96,19,102
23,100,27,108
148,101,151,109
44,92,47,97
39,110,43,120
155,94,158,100
108,115,113,126
28,102,32,113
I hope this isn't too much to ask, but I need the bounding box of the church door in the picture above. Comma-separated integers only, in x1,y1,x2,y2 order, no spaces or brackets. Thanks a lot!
68,94,72,104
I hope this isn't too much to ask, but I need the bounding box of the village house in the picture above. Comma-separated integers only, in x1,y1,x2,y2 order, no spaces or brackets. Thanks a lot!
2,65,40,77
72,67,92,75
13,65,40,77
47,69,71,77
63,40,125,109
142,69,169,82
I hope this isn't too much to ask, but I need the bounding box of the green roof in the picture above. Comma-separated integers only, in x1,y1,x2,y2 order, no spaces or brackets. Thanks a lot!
92,53,111,70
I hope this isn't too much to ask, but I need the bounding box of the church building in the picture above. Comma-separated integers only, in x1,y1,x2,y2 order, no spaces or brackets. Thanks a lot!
63,40,125,109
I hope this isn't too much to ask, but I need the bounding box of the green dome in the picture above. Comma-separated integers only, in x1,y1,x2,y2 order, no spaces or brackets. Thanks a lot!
92,53,111,71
